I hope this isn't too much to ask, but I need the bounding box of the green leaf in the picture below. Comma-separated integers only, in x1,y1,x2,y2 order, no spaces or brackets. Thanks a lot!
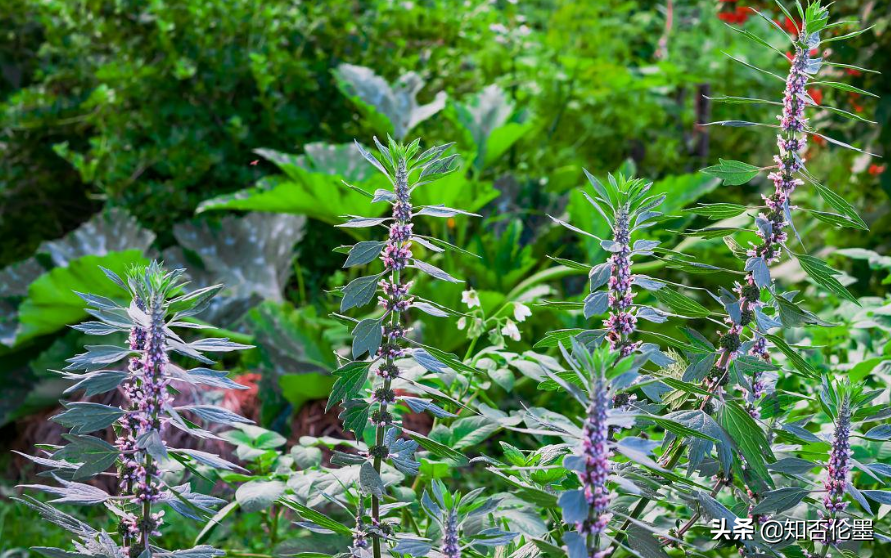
343,241,386,268
51,403,124,434
450,416,500,450
723,24,787,57
359,462,385,497
683,203,749,220
279,497,354,536
326,361,370,411
338,400,370,434
351,318,383,359
340,273,384,312
235,480,285,513
652,288,711,318
808,210,866,230
750,487,809,514
719,402,774,486
812,182,867,230
403,430,468,464
763,334,819,379
809,81,878,98
15,251,149,345
701,159,761,186
279,373,335,413
795,253,859,305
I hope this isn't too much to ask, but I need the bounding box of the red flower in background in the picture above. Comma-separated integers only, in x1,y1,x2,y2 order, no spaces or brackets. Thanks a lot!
808,88,823,105
719,6,751,25
869,164,886,176
775,16,801,34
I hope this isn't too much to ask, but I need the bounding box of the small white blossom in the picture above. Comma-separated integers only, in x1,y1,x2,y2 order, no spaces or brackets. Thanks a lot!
513,302,532,322
501,319,521,342
457,317,467,330
461,289,481,308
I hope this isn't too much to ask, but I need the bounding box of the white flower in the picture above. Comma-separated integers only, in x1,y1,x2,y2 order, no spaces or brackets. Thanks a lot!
501,319,521,342
457,317,467,331
461,289,481,309
513,302,532,322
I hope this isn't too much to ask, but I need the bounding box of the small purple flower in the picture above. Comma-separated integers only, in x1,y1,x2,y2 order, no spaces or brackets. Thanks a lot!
576,378,613,537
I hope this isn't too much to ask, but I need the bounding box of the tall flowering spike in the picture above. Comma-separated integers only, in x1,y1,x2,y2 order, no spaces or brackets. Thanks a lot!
442,508,461,558
604,203,639,357
578,375,612,539
15,261,252,558
550,172,666,360
700,0,875,417
822,396,851,517
331,137,476,558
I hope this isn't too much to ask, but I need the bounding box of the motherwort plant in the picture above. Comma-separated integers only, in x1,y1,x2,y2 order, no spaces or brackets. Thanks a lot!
326,138,479,558
15,262,252,558
697,0,876,411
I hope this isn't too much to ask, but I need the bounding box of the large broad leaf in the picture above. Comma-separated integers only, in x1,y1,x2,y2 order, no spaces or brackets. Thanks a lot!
242,302,338,418
166,212,305,305
15,250,149,345
196,144,388,225
445,84,534,171
38,207,155,267
333,64,447,140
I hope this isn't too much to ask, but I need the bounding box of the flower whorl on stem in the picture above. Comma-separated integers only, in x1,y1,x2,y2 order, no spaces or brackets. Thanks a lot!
823,397,851,516
604,207,639,358
577,376,613,540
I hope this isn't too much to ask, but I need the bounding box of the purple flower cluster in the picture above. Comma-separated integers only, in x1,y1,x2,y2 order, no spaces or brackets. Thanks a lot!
576,380,613,539
604,209,639,357
823,401,851,515
117,294,172,553
442,509,461,558
749,47,808,267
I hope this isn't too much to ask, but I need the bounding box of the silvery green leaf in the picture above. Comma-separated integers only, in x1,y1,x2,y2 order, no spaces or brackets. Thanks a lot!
846,481,872,514
344,241,386,268
31,548,93,558
413,348,447,373
632,276,664,291
171,448,246,472
164,546,225,558
352,318,383,359
331,451,368,466
340,273,384,312
563,532,587,558
745,257,771,288
137,429,168,461
19,478,110,505
558,489,588,524
170,367,248,391
583,291,609,319
768,457,815,475
409,236,443,253
69,320,125,336
863,490,891,505
636,307,667,323
336,216,391,228
352,140,392,181
470,528,519,547
601,240,623,252
664,409,732,473
414,205,481,218
359,462,385,497
165,484,226,520
188,338,254,353
12,495,97,539
402,397,456,418
589,263,611,291
750,487,810,514
633,240,660,253
235,480,286,513
372,189,396,203
290,445,323,469
51,403,124,434
62,370,128,397
411,301,449,317
391,538,432,557
726,300,741,324
412,260,461,283
387,434,420,475
53,434,119,480
180,405,252,426
754,306,782,330
64,345,134,371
